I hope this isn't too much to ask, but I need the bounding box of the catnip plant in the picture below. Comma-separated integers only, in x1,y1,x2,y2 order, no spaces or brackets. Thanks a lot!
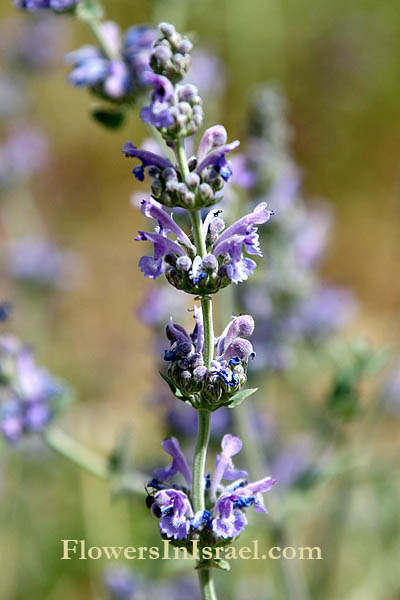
8,4,278,598
121,22,276,599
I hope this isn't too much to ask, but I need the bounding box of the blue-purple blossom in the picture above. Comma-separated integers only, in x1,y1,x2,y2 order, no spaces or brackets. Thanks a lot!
154,437,192,485
134,198,195,279
210,434,247,500
163,311,255,404
140,73,175,128
148,434,275,540
212,476,275,538
209,202,274,284
154,489,194,539
197,139,240,183
123,142,174,181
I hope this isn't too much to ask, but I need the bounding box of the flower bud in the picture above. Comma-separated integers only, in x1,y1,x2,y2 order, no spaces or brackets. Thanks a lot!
199,183,214,203
185,172,200,188
193,366,208,381
202,254,218,272
176,256,192,271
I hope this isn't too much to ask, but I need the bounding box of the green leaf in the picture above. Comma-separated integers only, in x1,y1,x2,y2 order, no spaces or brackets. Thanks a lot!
91,108,125,129
213,559,231,571
76,0,104,21
159,372,196,406
225,388,258,408
159,372,178,395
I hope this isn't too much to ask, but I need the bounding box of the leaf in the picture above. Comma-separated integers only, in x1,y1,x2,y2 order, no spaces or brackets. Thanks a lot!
225,388,258,408
213,559,231,571
91,108,125,129
159,371,178,395
159,372,196,406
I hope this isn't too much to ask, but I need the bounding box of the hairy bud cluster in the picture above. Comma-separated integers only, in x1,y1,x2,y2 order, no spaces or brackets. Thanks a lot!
166,340,249,410
164,253,231,295
148,160,225,211
150,22,193,83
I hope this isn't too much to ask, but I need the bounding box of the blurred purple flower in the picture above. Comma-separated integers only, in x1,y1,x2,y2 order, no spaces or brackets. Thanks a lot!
186,48,226,97
0,339,66,443
291,286,357,339
14,0,77,10
65,23,155,102
0,126,48,186
6,237,82,289
104,566,137,600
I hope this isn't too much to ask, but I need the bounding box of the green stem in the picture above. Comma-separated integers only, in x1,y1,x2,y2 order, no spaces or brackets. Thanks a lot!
86,19,120,61
43,427,146,496
175,138,216,597
198,568,218,600
43,426,109,479
192,409,211,513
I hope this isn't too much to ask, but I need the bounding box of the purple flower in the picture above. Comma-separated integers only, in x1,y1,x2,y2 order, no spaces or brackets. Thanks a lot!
154,437,192,485
197,125,228,162
140,73,175,128
196,140,240,183
135,231,186,279
212,494,248,539
122,142,174,181
210,434,247,499
154,489,193,539
134,197,196,280
139,198,193,248
212,475,275,538
211,202,274,283
216,315,255,360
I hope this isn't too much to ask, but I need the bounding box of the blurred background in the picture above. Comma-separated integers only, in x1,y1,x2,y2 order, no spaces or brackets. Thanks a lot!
1,0,400,599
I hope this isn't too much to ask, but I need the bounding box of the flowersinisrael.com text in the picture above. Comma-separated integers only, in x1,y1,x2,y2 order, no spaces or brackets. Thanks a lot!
61,540,323,561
